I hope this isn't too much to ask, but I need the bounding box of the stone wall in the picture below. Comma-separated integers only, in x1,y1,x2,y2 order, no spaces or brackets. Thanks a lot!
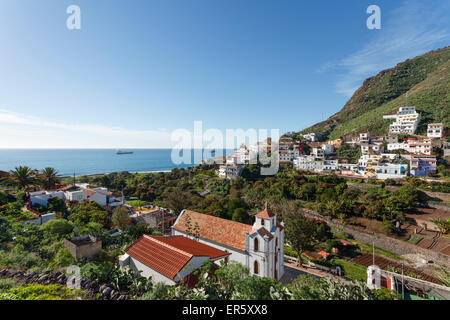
301,209,450,267
0,268,129,300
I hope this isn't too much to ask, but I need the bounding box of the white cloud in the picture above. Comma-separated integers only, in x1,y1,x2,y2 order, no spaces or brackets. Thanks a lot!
319,0,450,97
0,109,173,148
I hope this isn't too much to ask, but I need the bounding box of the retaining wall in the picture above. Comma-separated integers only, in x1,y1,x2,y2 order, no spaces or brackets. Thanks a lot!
301,209,450,267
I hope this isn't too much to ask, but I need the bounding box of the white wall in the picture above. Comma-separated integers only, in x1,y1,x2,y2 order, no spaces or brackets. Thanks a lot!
128,256,176,286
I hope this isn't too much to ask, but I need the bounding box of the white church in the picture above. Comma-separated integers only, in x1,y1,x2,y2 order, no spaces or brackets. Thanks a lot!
171,207,285,280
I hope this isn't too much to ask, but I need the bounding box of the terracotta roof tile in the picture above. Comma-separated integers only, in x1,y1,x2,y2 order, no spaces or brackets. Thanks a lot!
59,185,75,191
86,189,96,197
125,235,192,280
173,210,253,251
256,209,275,219
150,235,230,260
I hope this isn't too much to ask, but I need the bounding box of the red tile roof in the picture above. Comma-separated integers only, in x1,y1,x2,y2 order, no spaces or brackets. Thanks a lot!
108,191,122,198
256,209,275,219
125,235,191,280
59,185,75,191
317,251,331,258
0,170,9,177
151,235,230,260
86,189,96,197
125,235,230,279
125,235,230,280
173,210,254,251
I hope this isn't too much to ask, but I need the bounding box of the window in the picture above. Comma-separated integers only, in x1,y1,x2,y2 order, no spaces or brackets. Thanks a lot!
254,238,259,252
261,219,265,226
254,260,259,275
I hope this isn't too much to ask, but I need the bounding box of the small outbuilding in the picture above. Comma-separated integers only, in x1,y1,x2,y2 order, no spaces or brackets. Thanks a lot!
64,235,102,260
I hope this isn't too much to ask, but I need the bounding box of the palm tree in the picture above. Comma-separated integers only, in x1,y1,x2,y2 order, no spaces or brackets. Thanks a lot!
40,167,60,190
10,166,37,190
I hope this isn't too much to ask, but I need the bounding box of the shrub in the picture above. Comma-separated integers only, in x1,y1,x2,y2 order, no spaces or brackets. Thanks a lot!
40,219,74,239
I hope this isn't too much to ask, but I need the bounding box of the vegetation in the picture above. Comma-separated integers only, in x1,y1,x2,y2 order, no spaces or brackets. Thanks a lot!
299,46,450,140
0,280,84,300
112,206,131,230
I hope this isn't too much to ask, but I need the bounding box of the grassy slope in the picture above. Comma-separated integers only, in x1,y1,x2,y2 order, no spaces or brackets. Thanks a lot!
299,46,450,139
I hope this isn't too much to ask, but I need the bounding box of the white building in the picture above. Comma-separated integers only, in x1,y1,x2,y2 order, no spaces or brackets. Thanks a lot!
387,138,432,155
357,154,381,176
321,143,334,155
302,133,317,142
427,123,444,139
172,208,285,280
361,142,383,155
376,163,408,180
294,155,323,172
359,132,370,143
119,235,230,286
278,150,292,163
218,164,244,179
444,142,450,157
29,190,66,208
235,146,256,165
338,163,360,175
383,106,421,135
30,185,120,208
323,159,339,171
312,147,325,159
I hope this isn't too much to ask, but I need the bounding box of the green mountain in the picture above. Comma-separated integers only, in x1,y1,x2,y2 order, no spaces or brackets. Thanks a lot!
299,46,450,140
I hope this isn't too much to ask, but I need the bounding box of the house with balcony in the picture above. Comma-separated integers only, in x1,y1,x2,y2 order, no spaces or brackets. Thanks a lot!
383,106,421,134
376,163,408,180
427,123,444,139
410,155,437,177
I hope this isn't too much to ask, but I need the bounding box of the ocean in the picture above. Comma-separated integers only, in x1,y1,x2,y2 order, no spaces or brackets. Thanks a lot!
0,149,233,177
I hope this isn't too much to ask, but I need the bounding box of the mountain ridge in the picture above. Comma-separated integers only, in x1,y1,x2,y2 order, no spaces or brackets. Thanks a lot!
297,46,450,140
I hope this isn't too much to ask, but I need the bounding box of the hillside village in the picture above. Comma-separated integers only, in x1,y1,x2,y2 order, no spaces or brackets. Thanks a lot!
218,105,448,181
1,102,449,300
1,48,450,301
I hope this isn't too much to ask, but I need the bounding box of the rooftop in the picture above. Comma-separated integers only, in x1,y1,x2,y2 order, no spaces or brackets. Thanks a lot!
125,235,229,280
173,210,253,251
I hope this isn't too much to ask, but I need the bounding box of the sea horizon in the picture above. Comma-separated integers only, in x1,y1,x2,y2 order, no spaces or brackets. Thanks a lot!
0,148,234,177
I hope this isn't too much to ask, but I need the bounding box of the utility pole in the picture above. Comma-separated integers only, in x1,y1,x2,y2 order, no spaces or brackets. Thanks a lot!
402,262,405,300
73,173,76,186
162,208,165,236
372,240,375,266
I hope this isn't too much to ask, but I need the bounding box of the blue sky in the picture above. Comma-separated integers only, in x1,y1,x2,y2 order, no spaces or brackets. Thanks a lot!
0,0,448,148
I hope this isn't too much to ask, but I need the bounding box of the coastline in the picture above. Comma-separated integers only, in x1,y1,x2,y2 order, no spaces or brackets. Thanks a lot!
60,169,175,178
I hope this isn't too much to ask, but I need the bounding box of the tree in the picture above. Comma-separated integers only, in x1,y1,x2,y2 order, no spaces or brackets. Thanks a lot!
232,208,250,223
47,197,67,216
9,166,37,190
112,206,131,230
40,167,61,190
125,223,154,242
166,190,190,214
40,219,74,239
283,205,331,265
430,218,450,234
299,183,316,201
0,217,12,244
69,201,109,227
